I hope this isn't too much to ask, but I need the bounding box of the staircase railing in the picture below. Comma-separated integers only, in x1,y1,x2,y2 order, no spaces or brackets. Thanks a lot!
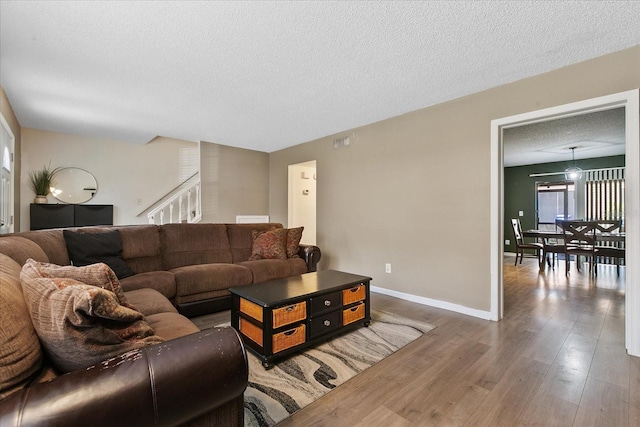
145,176,202,225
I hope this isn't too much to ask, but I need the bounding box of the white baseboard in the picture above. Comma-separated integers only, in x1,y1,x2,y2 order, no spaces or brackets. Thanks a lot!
370,285,492,321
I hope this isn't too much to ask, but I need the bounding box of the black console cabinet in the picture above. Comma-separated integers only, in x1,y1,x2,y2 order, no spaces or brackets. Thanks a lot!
30,204,113,230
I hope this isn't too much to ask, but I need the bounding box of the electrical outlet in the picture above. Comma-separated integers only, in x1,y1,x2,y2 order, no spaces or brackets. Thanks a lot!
505,239,511,245
385,263,391,273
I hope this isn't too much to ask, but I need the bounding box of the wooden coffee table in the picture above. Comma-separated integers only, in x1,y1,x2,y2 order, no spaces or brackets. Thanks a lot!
229,270,371,369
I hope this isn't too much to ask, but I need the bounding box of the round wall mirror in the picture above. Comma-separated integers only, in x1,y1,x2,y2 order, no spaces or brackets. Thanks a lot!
50,167,98,204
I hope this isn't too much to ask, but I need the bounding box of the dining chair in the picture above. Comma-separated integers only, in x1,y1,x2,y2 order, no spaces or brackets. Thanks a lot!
560,220,599,276
594,219,625,275
511,218,543,266
541,220,566,270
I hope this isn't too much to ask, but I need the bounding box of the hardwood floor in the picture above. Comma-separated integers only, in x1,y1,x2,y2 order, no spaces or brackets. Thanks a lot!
268,257,639,426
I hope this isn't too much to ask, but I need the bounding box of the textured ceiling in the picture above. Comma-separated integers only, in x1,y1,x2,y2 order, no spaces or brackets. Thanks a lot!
1,1,639,153
503,108,626,167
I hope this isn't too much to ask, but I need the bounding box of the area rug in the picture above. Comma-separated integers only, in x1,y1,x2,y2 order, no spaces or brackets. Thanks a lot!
233,310,435,427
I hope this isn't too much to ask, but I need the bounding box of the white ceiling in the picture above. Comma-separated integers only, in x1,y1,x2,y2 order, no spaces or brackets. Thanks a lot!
503,107,626,167
1,1,639,153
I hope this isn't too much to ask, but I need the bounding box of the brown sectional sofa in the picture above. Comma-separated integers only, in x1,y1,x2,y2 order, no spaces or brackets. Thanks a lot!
0,222,321,426
1,222,321,317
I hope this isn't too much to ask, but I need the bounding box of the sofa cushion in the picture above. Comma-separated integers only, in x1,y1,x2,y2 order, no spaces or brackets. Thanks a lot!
249,228,288,260
0,254,43,400
20,266,164,373
145,312,200,340
117,225,163,273
161,224,232,269
286,227,304,258
0,235,49,265
63,230,135,279
125,288,178,317
238,257,308,284
120,270,177,300
171,263,253,298
16,229,70,266
24,259,133,309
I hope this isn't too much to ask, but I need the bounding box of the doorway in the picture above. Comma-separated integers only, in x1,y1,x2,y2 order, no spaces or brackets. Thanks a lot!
491,89,639,356
0,113,15,234
288,160,316,245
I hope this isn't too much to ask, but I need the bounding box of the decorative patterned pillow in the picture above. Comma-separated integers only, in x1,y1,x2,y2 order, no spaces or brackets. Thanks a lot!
22,259,134,309
20,264,164,373
63,230,135,279
286,227,304,258
249,228,288,260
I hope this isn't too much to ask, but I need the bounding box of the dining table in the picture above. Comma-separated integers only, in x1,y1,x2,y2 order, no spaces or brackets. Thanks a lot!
523,228,625,270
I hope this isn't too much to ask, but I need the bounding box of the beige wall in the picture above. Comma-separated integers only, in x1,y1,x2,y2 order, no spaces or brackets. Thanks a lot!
269,46,640,314
1,86,22,231
20,129,199,230
200,141,269,223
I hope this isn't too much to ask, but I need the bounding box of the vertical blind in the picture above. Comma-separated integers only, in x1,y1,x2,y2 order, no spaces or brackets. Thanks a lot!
585,167,625,230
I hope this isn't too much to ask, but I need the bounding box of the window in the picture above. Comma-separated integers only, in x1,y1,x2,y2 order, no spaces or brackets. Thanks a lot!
536,181,575,231
585,167,625,230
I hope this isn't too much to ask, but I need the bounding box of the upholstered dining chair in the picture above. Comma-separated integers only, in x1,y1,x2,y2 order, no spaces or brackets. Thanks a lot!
560,220,599,276
511,218,543,266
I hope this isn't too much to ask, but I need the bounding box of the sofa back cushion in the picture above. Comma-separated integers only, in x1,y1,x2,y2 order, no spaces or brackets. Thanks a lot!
0,254,43,400
117,225,163,273
226,223,282,263
161,224,232,270
15,229,70,266
0,235,49,265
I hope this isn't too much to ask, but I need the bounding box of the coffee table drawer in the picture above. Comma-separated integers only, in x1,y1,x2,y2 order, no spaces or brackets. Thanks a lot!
273,301,307,329
309,310,342,339
273,324,306,353
343,302,366,326
343,284,366,305
310,290,342,316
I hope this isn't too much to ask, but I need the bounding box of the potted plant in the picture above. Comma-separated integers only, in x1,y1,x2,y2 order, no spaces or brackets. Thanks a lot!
28,164,58,204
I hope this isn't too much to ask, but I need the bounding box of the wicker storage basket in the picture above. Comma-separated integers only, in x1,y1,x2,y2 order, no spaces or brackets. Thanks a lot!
343,302,365,326
240,298,264,322
273,324,306,353
342,284,366,305
272,302,307,329
240,318,263,347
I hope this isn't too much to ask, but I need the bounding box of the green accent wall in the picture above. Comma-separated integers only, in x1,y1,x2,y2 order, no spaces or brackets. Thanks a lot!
504,155,625,252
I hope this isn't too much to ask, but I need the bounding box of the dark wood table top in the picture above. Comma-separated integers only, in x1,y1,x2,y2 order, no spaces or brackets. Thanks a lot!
524,229,625,242
229,270,372,307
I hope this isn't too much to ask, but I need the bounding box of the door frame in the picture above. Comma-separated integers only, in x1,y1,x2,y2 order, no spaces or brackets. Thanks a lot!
490,89,640,357
0,113,15,234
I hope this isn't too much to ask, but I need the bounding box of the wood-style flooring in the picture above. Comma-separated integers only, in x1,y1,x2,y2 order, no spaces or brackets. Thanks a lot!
194,257,639,426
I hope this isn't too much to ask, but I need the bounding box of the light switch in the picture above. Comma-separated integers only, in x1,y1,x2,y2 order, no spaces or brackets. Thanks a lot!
519,211,524,217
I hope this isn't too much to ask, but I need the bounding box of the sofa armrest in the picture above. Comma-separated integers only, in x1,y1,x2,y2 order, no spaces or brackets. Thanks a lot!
298,244,321,272
0,327,248,427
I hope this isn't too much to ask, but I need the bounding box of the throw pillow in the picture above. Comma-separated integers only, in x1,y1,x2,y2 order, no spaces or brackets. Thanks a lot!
286,227,304,258
63,229,135,279
249,228,288,260
20,272,164,373
22,258,134,309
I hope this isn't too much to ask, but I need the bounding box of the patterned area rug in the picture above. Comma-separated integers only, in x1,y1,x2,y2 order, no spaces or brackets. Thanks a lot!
236,310,435,427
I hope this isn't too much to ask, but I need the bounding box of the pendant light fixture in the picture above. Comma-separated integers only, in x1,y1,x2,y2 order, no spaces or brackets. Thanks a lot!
564,146,583,180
